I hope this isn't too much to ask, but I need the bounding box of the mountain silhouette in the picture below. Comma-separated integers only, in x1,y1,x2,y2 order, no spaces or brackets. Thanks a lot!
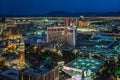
41,11,120,17
0,11,120,17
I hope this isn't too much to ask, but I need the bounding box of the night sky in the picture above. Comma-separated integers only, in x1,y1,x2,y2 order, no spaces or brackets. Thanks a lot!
0,0,120,15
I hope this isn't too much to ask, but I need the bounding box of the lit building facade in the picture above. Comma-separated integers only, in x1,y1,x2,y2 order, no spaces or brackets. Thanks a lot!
65,17,70,26
79,21,88,27
5,30,25,66
0,23,4,35
73,21,78,27
47,27,76,47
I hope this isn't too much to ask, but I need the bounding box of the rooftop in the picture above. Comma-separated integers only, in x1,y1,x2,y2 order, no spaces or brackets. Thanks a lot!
25,35,47,46
92,34,115,41
63,57,104,76
23,60,56,77
1,53,19,61
0,69,18,80
77,40,114,48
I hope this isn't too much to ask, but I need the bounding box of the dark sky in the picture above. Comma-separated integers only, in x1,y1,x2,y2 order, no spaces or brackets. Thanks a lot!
0,0,120,15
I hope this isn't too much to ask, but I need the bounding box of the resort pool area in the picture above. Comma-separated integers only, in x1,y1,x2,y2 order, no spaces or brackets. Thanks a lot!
63,57,104,76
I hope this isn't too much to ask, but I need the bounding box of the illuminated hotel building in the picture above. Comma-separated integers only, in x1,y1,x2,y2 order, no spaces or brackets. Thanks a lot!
47,27,76,47
79,21,88,27
73,21,78,27
65,17,70,26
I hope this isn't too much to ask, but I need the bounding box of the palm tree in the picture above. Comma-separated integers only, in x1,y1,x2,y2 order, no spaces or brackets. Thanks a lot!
72,49,78,58
57,50,63,57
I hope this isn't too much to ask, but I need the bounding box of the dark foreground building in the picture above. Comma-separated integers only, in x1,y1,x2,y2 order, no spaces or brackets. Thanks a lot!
18,66,59,80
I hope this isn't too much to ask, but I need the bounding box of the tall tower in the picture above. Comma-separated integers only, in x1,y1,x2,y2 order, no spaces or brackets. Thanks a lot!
16,36,25,65
0,23,3,35
64,18,68,46
17,38,25,65
19,51,25,65
0,18,5,35
65,17,70,26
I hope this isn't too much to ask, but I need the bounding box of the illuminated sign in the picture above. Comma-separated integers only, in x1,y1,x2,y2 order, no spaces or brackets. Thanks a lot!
83,68,91,78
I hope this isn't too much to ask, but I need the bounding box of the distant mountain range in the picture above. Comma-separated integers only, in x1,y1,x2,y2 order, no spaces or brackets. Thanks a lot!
41,11,120,17
1,11,120,17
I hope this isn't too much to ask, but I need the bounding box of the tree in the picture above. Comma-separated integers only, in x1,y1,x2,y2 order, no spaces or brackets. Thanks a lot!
72,49,78,58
